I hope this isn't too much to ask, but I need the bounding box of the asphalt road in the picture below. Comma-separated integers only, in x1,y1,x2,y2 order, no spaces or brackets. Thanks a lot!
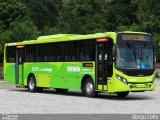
0,79,160,114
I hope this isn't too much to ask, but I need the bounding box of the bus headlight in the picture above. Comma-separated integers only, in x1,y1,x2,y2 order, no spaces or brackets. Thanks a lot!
116,75,128,85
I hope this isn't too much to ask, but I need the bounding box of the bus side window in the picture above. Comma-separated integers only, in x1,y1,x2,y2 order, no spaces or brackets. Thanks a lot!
79,40,95,61
50,43,62,62
25,45,36,62
6,46,16,63
37,44,50,62
63,42,77,61
80,52,86,60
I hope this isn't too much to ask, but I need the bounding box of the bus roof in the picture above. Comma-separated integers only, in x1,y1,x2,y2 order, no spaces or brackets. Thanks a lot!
5,31,150,46
6,33,106,46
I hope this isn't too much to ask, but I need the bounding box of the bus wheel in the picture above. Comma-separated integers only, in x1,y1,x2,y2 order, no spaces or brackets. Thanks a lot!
116,91,129,97
55,88,68,93
84,78,97,98
28,76,37,92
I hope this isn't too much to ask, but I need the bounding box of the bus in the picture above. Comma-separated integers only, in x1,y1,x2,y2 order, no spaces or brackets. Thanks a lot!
3,32,156,97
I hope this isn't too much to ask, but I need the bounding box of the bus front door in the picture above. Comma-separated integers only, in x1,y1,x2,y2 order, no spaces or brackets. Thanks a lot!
96,41,108,91
15,46,24,86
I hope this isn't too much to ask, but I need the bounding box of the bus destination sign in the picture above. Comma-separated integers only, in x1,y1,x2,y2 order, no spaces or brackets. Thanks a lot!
96,38,108,42
122,34,145,41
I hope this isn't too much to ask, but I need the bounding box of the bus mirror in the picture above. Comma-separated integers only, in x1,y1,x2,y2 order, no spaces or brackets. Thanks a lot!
112,46,116,57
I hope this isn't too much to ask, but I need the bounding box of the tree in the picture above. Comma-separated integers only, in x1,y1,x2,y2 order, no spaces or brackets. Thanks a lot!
57,0,108,34
131,0,160,33
105,0,137,31
0,0,39,54
131,0,160,58
153,33,160,59
22,0,61,30
117,23,140,31
0,0,27,29
0,18,40,54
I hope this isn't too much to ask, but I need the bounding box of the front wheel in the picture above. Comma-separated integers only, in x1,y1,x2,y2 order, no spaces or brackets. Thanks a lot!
84,78,97,98
116,91,129,97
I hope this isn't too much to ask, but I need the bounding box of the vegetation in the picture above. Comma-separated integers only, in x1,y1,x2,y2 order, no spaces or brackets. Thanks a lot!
0,0,160,58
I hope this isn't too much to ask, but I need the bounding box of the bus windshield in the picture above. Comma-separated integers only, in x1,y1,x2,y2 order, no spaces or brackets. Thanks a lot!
116,43,154,69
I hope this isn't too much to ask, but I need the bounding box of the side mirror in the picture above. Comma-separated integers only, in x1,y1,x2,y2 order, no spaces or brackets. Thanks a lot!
112,46,116,57
155,56,157,64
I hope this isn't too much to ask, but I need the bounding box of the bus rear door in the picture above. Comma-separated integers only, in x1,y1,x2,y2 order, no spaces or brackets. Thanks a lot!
15,46,24,86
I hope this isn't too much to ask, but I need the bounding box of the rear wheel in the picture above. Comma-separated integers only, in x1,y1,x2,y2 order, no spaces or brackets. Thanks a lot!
116,91,129,97
84,78,97,97
55,88,69,93
28,76,37,92
28,76,43,92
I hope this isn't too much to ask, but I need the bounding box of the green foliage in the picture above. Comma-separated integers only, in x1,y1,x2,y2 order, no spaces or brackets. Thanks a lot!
42,26,60,35
105,0,137,31
0,0,40,55
0,0,27,29
0,18,39,54
153,33,160,58
0,0,160,59
58,0,108,34
130,0,160,58
132,0,160,33
22,0,61,30
117,24,140,32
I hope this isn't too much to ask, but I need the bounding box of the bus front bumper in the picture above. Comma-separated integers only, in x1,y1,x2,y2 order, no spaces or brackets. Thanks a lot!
127,81,156,92
108,78,156,93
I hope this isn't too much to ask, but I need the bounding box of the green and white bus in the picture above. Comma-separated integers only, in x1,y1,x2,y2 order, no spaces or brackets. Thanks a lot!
4,32,156,97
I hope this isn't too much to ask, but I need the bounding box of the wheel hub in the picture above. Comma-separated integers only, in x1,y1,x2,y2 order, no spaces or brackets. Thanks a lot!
29,79,35,90
86,82,93,94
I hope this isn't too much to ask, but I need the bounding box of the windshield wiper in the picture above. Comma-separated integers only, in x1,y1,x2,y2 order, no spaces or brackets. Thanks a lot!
133,48,136,60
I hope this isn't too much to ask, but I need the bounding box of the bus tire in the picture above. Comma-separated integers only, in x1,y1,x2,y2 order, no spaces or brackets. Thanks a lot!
116,91,129,97
84,78,97,98
28,76,37,92
55,88,68,93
